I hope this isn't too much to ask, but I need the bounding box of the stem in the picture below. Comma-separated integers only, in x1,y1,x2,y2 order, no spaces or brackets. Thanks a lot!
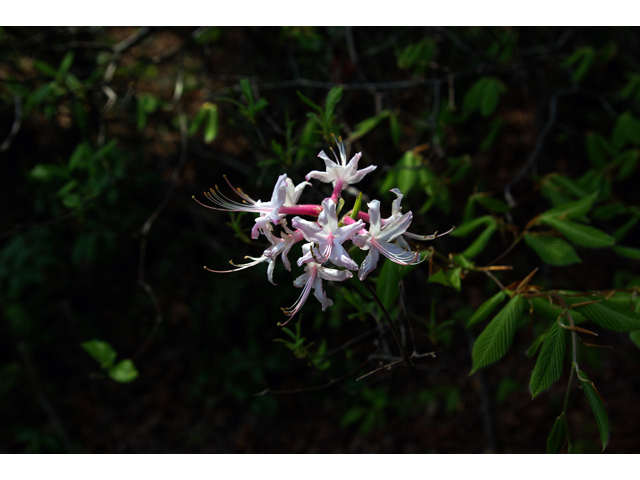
360,279,408,363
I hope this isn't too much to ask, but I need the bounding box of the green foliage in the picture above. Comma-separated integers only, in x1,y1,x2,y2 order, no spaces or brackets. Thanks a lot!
470,295,524,374
578,370,610,452
376,259,401,311
529,320,566,398
81,340,138,383
467,290,506,328
524,234,582,266
547,412,570,454
428,267,461,292
463,76,506,117
567,297,640,332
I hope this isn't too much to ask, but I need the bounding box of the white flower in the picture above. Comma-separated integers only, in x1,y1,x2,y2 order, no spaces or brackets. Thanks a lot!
280,244,353,324
352,199,422,281
292,198,364,270
305,140,376,200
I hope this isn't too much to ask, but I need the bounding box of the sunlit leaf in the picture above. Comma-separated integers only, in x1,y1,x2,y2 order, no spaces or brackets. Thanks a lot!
524,234,582,266
541,217,615,248
470,295,524,374
108,359,138,383
81,340,117,369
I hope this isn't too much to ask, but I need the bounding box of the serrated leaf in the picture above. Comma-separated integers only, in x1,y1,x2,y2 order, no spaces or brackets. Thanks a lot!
467,290,506,328
81,340,117,369
540,191,599,221
547,412,569,454
567,297,640,331
578,370,610,452
541,217,615,248
524,234,582,266
530,296,587,325
612,245,640,260
470,295,524,374
530,321,567,398
376,259,401,310
108,359,138,383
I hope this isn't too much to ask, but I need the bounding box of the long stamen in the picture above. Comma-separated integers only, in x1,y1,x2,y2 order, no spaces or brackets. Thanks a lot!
372,239,423,265
404,225,456,241
280,271,315,324
223,174,256,204
204,256,266,273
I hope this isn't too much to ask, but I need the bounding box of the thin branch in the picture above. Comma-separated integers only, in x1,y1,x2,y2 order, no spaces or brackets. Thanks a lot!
0,95,22,153
504,85,579,208
132,108,188,360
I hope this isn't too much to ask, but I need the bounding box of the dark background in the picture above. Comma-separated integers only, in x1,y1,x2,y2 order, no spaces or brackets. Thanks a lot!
1,26,639,453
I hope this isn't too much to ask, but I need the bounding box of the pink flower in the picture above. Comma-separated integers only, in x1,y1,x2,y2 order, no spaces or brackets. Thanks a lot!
193,174,320,239
292,198,364,270
351,199,422,281
305,140,376,202
280,245,353,324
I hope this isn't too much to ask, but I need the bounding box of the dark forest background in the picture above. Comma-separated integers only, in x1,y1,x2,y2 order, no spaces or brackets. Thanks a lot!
1,26,639,453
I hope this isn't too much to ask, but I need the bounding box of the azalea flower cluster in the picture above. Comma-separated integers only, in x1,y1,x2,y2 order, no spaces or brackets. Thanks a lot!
194,140,446,325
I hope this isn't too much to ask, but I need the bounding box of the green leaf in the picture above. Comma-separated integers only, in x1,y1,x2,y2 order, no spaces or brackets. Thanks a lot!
347,111,390,142
547,412,569,454
450,215,493,237
568,297,640,331
612,111,640,150
530,296,587,325
467,290,506,328
350,192,363,220
470,295,524,374
57,51,75,81
204,104,219,143
81,340,117,369
541,217,615,248
612,245,640,260
296,90,322,112
475,195,509,213
463,77,487,115
630,330,640,349
108,359,138,383
428,268,461,292
530,320,567,397
585,132,617,167
341,406,367,427
616,149,639,180
376,259,401,310
524,234,582,266
480,77,505,117
188,105,208,136
462,222,497,259
578,370,610,452
239,78,254,106
479,118,504,152
540,191,599,221
324,86,343,121
396,150,421,195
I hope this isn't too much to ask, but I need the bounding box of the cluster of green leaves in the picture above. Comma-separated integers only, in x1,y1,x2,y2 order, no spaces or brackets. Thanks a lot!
80,340,139,383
